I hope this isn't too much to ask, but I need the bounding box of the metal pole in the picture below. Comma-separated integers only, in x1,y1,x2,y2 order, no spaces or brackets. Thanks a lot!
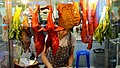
105,37,109,68
5,0,13,68
105,0,112,68
50,0,52,5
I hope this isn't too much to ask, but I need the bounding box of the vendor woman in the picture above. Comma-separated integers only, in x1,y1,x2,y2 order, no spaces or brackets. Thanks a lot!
41,28,76,68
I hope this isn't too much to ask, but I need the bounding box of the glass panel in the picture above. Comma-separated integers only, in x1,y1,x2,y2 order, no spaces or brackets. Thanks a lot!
109,0,120,68
0,0,10,68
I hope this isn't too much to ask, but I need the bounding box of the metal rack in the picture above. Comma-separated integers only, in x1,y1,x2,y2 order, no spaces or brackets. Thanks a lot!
109,38,120,67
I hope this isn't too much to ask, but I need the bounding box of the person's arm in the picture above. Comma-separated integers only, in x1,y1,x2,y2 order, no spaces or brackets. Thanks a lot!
41,45,53,68
67,46,75,67
67,34,76,67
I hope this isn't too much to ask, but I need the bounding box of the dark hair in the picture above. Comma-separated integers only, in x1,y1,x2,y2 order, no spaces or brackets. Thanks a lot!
70,27,73,33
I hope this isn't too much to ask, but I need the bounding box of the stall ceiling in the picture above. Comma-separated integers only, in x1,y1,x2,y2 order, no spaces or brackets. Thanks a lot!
0,0,120,7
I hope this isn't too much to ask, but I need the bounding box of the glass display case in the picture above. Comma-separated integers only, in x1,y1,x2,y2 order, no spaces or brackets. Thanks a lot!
9,0,60,68
0,0,120,68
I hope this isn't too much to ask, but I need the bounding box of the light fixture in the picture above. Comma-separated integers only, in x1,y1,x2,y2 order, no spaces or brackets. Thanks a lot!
89,0,98,4
21,0,29,4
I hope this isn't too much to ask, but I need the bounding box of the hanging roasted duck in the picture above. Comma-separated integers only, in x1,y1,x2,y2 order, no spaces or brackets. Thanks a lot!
80,0,98,49
87,0,98,49
31,5,45,57
80,0,89,43
40,5,64,56
57,2,80,30
20,16,32,52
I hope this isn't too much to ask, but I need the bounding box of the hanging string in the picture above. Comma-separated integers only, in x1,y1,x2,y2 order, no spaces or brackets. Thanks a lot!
49,0,57,25
50,0,52,5
51,6,57,25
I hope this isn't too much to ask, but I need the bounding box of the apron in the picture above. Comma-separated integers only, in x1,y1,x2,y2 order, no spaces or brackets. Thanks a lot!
46,33,72,68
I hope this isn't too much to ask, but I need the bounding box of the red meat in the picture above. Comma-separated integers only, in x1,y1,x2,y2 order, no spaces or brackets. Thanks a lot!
43,5,64,56
80,0,89,43
31,5,45,57
80,0,98,49
87,0,98,49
